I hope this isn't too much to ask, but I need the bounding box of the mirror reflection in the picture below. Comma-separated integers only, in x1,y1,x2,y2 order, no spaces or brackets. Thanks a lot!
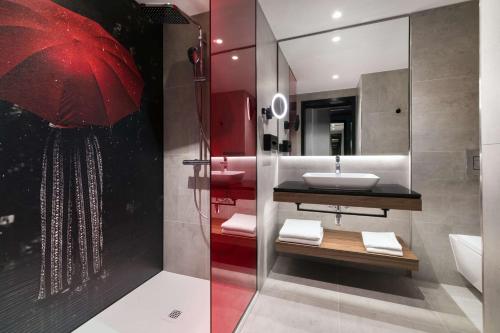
278,18,410,156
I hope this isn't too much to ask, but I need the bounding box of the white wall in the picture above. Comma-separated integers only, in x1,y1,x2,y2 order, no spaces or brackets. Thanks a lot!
480,0,500,331
256,3,280,288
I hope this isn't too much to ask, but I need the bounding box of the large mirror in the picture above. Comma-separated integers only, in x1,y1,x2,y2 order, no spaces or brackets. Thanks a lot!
277,18,410,156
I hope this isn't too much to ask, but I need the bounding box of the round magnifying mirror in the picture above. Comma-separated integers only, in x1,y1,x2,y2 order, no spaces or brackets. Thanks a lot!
271,93,288,120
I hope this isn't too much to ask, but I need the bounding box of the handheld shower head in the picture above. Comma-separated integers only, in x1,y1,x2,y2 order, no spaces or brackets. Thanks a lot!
188,47,201,65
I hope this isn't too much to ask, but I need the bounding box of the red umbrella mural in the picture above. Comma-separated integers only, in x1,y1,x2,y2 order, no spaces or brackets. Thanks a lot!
0,0,144,299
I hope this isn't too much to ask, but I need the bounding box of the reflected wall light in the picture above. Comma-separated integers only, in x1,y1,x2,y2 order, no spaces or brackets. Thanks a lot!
271,93,288,120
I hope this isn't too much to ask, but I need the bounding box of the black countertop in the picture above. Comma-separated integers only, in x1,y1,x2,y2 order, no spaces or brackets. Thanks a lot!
274,181,421,199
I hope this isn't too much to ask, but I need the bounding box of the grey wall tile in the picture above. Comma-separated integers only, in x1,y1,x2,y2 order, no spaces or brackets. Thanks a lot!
411,221,466,285
412,152,467,182
164,18,208,89
359,69,410,155
411,2,480,288
164,87,202,156
412,77,479,153
164,13,210,279
411,1,479,83
164,155,210,223
164,220,210,279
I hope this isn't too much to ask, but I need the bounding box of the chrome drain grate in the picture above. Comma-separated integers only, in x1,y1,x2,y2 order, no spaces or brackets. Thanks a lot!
168,310,182,319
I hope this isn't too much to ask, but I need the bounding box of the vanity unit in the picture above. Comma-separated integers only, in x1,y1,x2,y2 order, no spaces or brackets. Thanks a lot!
273,181,422,272
269,12,421,275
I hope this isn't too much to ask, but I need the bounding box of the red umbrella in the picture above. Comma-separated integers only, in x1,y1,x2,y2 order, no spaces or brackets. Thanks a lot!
0,0,144,127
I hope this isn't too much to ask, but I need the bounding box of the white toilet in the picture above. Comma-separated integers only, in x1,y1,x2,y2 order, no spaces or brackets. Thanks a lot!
449,234,482,292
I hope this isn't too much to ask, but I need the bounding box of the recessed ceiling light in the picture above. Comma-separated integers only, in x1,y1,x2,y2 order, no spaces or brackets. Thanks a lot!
332,74,340,80
331,36,341,43
213,38,223,45
231,55,239,61
332,10,343,19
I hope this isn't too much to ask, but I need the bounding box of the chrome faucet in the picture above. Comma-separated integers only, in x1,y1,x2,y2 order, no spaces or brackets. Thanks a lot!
221,156,228,172
335,155,341,174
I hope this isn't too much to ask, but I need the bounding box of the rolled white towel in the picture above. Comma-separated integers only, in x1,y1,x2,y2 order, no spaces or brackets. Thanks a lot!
279,219,323,241
279,229,324,246
221,213,256,234
361,232,402,252
366,247,403,257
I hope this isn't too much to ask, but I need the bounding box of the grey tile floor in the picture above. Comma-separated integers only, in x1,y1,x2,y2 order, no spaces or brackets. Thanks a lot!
239,257,482,333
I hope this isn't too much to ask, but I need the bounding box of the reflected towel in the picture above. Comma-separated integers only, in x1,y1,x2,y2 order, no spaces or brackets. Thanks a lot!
366,247,403,257
221,213,256,234
361,232,402,251
279,219,323,241
279,230,324,246
222,229,256,238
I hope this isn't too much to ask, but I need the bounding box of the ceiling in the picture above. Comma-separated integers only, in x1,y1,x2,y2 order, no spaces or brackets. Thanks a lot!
280,18,409,94
136,0,209,16
259,0,470,40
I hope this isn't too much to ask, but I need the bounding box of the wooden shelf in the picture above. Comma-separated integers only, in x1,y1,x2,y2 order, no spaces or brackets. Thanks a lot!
274,182,422,211
276,230,419,271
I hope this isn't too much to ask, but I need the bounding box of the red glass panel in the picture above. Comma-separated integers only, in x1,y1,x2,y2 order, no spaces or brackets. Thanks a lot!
210,1,257,332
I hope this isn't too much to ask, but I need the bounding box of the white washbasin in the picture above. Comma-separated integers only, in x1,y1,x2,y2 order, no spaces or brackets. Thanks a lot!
211,171,245,186
302,172,380,190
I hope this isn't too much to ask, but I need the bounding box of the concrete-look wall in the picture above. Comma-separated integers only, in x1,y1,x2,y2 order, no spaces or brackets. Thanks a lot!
410,1,480,285
163,13,211,279
358,69,409,155
256,4,280,288
480,0,500,331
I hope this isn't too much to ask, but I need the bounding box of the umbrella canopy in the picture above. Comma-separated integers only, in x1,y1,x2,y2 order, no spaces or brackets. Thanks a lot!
0,0,144,127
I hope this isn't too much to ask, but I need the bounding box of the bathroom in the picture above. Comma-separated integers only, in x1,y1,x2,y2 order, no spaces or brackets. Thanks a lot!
0,0,498,332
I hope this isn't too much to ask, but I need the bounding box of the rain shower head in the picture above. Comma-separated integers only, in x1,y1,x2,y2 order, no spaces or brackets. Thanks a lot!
141,3,207,81
141,4,198,26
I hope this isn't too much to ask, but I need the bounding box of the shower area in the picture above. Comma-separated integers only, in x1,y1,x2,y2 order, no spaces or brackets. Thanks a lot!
0,0,257,331
147,1,258,333
74,0,258,331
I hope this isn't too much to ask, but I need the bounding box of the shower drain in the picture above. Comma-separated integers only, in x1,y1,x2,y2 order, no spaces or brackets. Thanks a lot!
168,309,182,319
